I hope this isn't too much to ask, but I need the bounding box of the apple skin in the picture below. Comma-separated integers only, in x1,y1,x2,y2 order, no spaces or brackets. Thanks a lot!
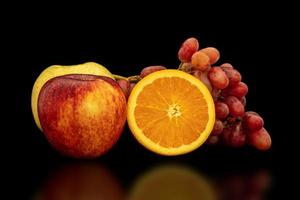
32,62,114,130
38,74,126,158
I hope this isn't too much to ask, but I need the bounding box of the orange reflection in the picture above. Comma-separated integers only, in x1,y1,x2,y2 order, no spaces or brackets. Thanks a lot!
34,163,124,200
127,164,216,200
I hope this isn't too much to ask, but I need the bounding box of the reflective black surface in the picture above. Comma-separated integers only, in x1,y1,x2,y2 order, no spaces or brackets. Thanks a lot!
11,150,278,200
6,10,291,199
28,162,273,200
8,124,280,199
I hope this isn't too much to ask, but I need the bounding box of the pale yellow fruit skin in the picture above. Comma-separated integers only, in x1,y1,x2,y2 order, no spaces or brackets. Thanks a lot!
32,62,114,130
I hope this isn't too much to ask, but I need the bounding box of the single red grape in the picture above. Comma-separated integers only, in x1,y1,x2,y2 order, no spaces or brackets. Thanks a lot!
117,79,130,99
128,82,136,95
225,96,245,117
220,63,234,70
247,128,271,150
208,67,229,89
200,47,220,65
222,68,242,86
140,66,166,78
211,120,224,136
178,37,199,62
243,112,264,131
223,82,248,98
191,51,210,71
215,101,229,120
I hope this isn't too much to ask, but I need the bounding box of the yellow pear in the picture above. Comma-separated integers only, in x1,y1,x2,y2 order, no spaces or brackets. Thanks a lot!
31,62,114,130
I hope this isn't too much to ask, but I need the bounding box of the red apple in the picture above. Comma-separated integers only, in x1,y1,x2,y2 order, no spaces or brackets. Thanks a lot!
38,74,127,158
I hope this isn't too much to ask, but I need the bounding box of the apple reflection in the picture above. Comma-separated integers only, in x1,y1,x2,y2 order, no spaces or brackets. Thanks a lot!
127,164,216,200
34,163,124,200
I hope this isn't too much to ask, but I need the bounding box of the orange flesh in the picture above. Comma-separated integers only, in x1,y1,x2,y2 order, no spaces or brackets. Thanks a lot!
134,77,209,148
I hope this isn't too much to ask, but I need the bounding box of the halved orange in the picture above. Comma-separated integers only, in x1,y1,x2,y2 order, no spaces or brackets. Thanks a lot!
127,69,215,155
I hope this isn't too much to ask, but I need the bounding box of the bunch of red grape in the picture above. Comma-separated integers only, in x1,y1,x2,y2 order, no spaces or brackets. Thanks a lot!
177,37,271,150
117,37,271,151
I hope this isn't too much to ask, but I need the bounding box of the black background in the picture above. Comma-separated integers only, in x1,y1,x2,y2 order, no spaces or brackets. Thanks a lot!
4,5,294,199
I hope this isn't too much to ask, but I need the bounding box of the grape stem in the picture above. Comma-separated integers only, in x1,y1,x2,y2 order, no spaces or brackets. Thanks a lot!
114,62,187,82
128,75,142,83
114,62,189,83
113,74,142,83
112,74,128,80
178,62,193,73
178,62,184,70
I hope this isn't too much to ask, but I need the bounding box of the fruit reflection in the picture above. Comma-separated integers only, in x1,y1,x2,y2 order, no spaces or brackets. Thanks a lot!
35,163,124,200
127,164,215,200
214,169,271,200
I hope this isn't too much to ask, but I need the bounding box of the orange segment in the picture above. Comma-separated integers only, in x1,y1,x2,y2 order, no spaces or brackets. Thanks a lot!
127,69,215,155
